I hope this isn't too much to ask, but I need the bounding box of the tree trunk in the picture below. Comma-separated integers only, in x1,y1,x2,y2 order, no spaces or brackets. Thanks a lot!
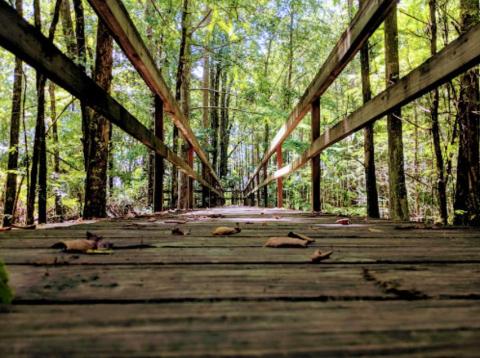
83,21,113,219
210,62,221,176
27,0,61,225
3,0,23,227
454,0,480,226
219,72,231,179
384,4,409,221
359,0,379,218
49,82,63,221
72,0,90,168
428,0,448,225
60,0,76,57
201,49,210,207
175,0,192,209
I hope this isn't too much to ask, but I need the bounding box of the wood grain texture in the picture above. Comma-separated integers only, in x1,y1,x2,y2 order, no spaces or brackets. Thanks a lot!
1,207,480,356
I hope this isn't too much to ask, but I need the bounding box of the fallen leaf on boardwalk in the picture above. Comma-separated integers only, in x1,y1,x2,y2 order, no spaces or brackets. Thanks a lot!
264,237,309,248
274,216,281,220
336,218,350,225
165,220,187,224
288,231,315,243
51,239,97,252
208,214,225,218
0,227,11,232
11,224,36,230
310,250,333,263
212,226,241,236
172,227,190,236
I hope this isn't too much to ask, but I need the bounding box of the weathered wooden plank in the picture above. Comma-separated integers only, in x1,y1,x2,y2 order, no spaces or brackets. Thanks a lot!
87,0,223,190
3,246,480,265
248,22,480,194
8,264,387,301
2,301,480,357
0,1,222,197
7,264,480,302
244,0,396,192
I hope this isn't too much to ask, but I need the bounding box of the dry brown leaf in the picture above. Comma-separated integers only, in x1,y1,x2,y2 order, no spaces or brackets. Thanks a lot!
0,227,12,232
51,239,97,252
310,249,333,263
288,231,315,243
336,218,350,225
212,226,241,236
264,237,309,248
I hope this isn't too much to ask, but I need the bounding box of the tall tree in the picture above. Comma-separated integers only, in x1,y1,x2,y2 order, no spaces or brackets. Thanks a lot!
176,0,193,209
2,0,23,227
359,0,379,218
72,0,90,168
48,82,63,221
83,21,113,218
27,0,61,225
384,4,409,221
429,0,448,224
454,0,480,225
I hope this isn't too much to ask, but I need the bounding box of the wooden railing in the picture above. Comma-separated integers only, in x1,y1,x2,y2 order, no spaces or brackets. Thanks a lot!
0,0,223,210
243,0,480,211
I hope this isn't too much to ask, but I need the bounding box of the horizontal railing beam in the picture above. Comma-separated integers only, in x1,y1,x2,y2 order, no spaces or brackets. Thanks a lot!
0,1,222,197
87,0,223,192
246,22,480,196
244,0,396,193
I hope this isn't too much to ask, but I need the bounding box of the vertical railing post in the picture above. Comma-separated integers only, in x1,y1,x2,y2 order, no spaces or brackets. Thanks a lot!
263,163,268,207
188,147,194,208
153,95,164,212
276,147,283,208
255,173,260,206
311,97,321,212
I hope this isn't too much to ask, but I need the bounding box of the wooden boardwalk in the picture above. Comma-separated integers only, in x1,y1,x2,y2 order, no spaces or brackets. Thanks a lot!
1,206,480,357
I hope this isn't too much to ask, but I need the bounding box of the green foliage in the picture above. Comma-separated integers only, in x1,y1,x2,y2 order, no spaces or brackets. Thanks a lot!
0,261,13,305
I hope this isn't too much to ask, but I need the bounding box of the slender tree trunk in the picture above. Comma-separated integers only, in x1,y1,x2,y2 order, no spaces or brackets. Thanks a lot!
210,62,221,175
428,0,448,224
284,5,294,109
359,0,379,218
60,0,76,57
454,0,480,225
3,0,23,227
83,21,113,219
384,4,409,221
175,0,192,209
27,0,61,225
219,73,232,179
49,82,63,221
201,49,210,207
72,0,90,168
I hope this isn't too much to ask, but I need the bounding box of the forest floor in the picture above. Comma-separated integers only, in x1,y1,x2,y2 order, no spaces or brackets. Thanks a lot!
1,206,480,356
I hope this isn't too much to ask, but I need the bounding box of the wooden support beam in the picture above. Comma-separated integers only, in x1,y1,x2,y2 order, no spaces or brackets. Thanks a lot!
86,0,223,193
246,22,480,196
311,98,321,212
153,95,164,212
263,164,268,207
243,0,396,193
0,1,222,197
276,148,283,208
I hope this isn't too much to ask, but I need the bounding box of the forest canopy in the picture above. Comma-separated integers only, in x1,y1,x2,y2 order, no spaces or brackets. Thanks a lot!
0,0,479,225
